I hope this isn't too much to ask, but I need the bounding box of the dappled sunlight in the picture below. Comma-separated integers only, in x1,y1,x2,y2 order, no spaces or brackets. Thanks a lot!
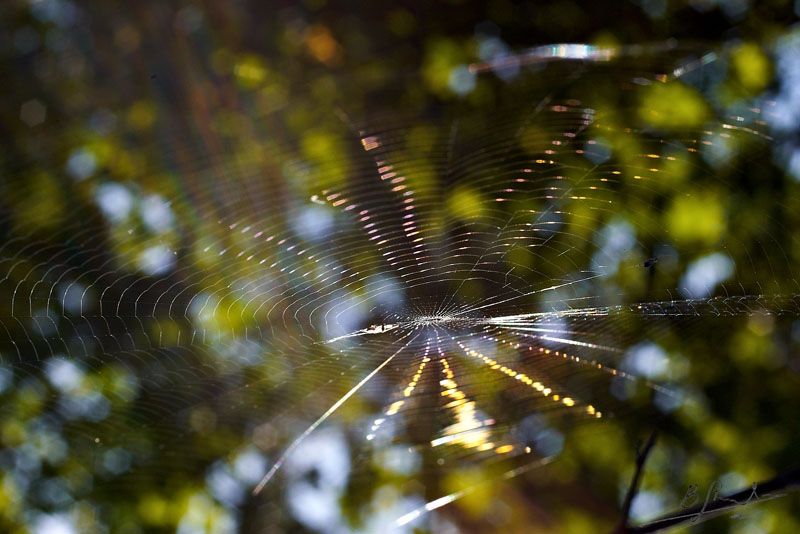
1,1,800,534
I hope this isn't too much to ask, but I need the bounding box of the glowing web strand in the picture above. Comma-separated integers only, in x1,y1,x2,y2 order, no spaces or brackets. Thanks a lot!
395,455,556,526
252,329,418,495
451,272,606,316
367,341,431,440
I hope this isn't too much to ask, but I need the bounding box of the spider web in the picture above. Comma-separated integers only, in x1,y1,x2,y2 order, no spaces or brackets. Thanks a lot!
1,41,797,531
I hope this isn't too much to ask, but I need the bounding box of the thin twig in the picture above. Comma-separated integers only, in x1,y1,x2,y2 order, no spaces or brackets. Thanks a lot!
614,430,659,534
624,467,800,534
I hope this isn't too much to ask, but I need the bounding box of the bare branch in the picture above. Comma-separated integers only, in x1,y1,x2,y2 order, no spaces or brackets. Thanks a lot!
613,430,659,534
625,467,800,534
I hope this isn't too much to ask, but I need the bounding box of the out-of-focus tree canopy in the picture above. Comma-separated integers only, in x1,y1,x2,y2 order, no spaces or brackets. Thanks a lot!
1,1,800,534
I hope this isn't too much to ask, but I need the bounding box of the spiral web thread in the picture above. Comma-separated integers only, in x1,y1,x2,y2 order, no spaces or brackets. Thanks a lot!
0,42,796,526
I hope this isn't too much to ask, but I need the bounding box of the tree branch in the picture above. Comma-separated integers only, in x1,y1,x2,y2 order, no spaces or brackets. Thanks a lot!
624,467,800,534
613,430,659,534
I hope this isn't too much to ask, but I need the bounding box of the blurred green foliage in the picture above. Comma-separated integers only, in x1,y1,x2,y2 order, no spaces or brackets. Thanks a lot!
0,1,799,534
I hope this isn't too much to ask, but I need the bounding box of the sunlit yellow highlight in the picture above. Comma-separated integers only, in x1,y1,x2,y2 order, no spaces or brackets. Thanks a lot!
386,400,404,416
731,43,772,94
371,352,430,436
640,80,709,128
435,356,493,450
666,191,724,244
446,186,484,222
